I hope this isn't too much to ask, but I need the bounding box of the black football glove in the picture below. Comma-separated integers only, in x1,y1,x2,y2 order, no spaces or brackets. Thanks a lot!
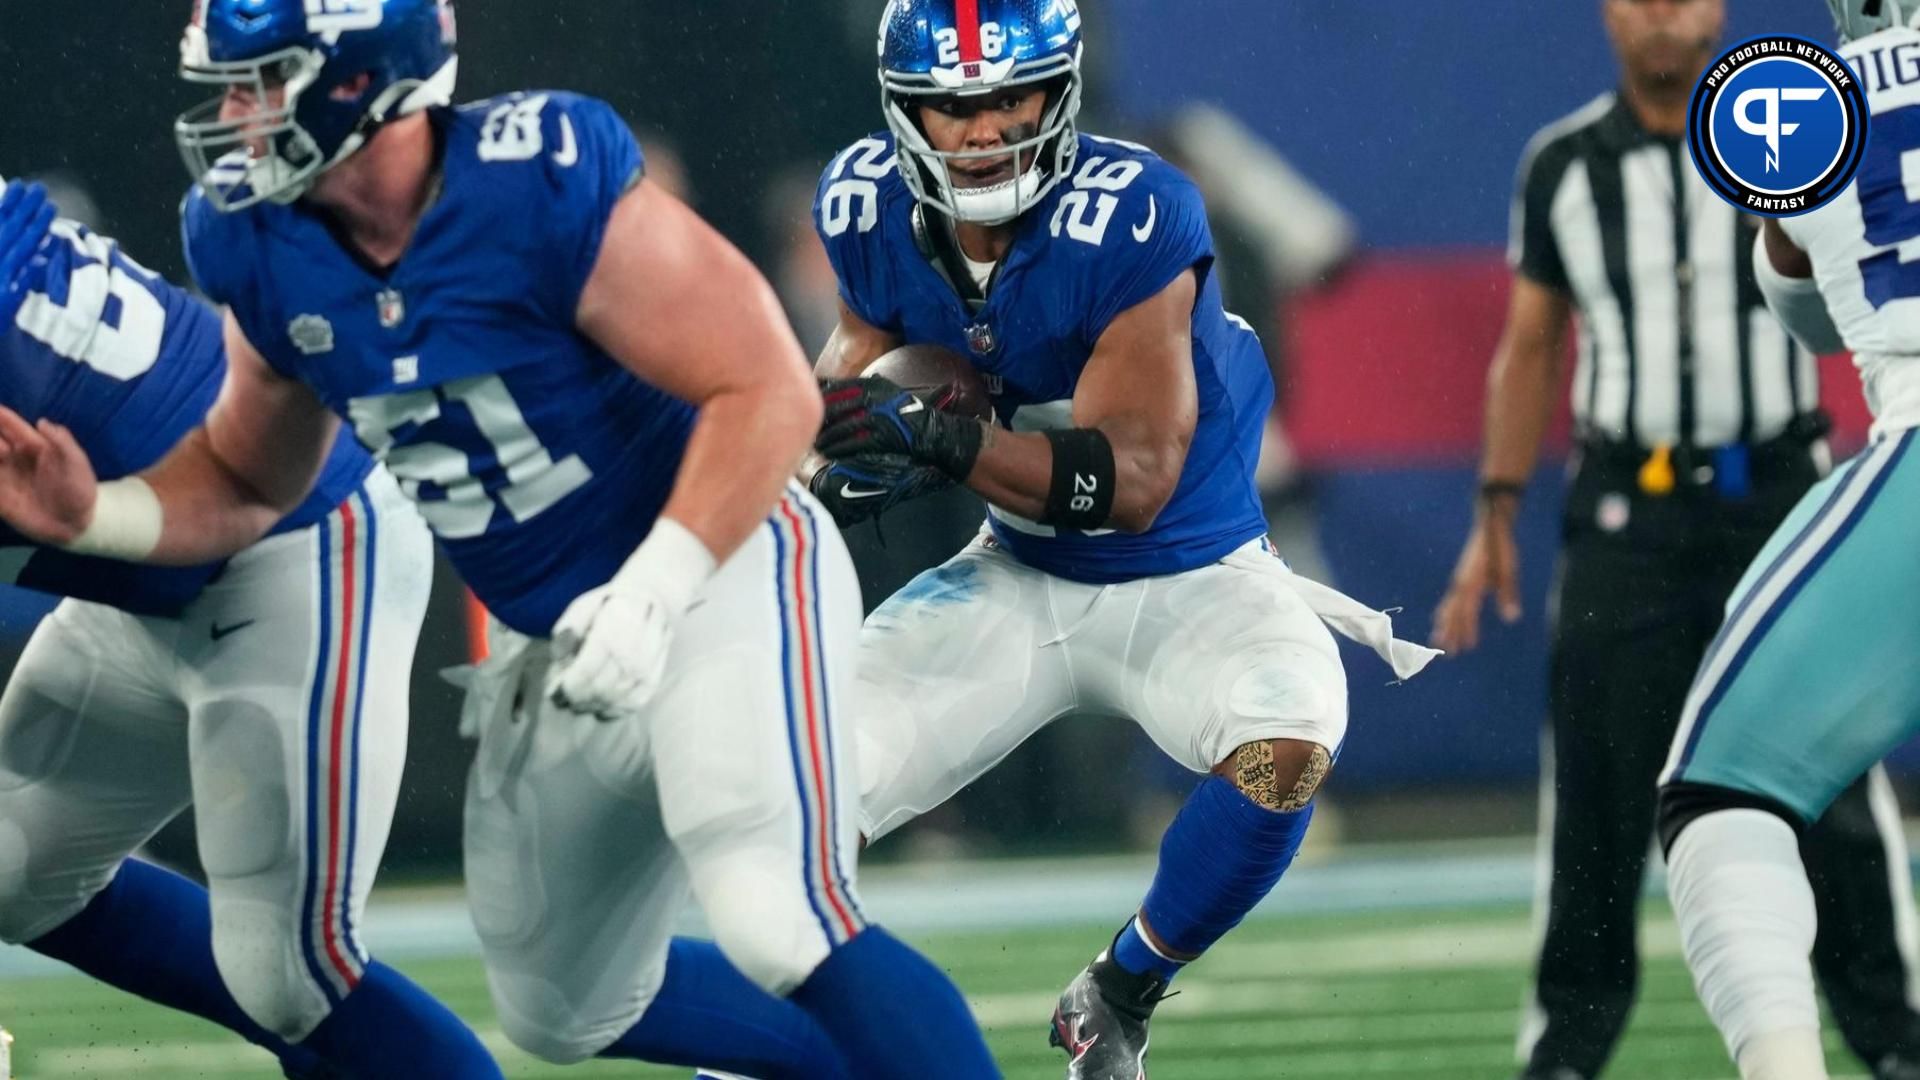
807,452,954,528
816,376,984,481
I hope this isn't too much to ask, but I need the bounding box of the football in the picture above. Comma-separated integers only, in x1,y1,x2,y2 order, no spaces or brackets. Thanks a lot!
863,343,995,422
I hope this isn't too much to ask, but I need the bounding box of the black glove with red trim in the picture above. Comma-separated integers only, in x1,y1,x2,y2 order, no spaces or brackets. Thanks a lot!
815,376,984,482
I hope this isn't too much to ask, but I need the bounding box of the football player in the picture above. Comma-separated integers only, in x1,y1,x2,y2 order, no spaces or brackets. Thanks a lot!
1659,4,1920,1079
0,3,995,1078
0,179,495,1077
805,2,1437,1077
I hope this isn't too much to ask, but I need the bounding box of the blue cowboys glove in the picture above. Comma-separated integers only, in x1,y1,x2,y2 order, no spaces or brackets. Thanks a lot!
817,376,985,481
806,451,954,527
0,181,55,327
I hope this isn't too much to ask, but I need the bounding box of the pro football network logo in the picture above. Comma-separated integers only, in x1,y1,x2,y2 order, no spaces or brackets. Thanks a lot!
1688,36,1869,217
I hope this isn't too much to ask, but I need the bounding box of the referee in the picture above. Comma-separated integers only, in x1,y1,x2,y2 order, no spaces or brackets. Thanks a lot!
1431,2,1920,1079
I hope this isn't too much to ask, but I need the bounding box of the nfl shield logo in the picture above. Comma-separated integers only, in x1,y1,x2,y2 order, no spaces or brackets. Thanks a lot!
966,321,997,356
377,289,405,328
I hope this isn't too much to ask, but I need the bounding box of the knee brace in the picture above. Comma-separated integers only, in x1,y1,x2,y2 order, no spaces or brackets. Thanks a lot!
1657,780,1807,858
1222,739,1332,812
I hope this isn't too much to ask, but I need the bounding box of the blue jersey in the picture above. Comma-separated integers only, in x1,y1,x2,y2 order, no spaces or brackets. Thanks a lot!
183,91,693,636
2,221,370,617
816,132,1271,582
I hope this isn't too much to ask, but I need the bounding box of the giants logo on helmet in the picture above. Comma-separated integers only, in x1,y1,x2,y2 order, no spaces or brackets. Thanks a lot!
305,0,382,35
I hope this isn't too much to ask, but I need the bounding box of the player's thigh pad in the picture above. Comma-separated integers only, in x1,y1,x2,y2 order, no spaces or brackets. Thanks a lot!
1663,431,1920,823
1113,540,1349,772
183,473,433,1039
651,490,873,994
851,534,1077,842
462,622,688,1063
0,600,189,943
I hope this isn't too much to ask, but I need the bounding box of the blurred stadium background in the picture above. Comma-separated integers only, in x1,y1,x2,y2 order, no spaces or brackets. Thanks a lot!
0,1,1901,1077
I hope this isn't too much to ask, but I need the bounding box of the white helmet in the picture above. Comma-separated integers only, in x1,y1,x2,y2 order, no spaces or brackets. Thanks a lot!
1827,0,1920,42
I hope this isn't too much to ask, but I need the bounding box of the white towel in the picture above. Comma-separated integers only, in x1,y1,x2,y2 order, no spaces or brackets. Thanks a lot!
1284,572,1443,681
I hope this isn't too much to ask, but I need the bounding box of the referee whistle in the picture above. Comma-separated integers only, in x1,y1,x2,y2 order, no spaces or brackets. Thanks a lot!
1638,444,1676,496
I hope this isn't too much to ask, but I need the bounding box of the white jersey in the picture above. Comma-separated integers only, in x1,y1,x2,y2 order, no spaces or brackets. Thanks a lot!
1782,27,1920,433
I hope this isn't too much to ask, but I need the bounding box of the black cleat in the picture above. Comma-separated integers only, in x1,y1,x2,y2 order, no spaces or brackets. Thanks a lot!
1048,950,1170,1080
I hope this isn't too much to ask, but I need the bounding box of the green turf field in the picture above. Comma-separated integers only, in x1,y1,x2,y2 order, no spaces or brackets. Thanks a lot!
0,903,1870,1079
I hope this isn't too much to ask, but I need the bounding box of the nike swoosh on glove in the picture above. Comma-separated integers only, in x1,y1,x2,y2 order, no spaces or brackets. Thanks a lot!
807,452,953,528
547,518,716,721
816,376,984,481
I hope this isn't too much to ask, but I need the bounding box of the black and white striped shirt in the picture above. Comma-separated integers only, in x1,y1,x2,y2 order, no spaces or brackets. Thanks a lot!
1511,93,1819,448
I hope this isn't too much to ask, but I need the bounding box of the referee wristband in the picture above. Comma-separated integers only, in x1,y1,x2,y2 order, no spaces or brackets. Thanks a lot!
1477,479,1526,516
64,477,164,561
1478,479,1526,501
1040,428,1116,530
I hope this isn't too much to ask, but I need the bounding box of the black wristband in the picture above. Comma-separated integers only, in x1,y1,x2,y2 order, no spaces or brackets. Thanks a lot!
1478,479,1526,503
1041,428,1116,529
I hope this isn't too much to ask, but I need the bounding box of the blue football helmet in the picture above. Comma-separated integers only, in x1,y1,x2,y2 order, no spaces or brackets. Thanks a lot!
1828,0,1919,40
879,0,1084,225
176,0,458,211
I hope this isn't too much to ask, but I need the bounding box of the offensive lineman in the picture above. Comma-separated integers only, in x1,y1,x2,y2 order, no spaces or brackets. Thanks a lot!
0,2,997,1078
805,2,1436,1076
1658,3,1920,1078
0,180,495,1077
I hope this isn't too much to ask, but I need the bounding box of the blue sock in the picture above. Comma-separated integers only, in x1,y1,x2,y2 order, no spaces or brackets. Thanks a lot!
1111,916,1186,980
789,926,998,1080
602,939,849,1079
299,961,501,1079
1113,775,1315,983
28,860,324,1077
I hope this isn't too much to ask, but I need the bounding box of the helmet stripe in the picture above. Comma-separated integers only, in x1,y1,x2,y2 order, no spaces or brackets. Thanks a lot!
954,0,983,62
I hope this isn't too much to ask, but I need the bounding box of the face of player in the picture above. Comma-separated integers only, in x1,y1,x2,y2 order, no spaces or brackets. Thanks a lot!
215,69,373,162
217,78,288,160
1604,0,1725,89
917,87,1049,190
